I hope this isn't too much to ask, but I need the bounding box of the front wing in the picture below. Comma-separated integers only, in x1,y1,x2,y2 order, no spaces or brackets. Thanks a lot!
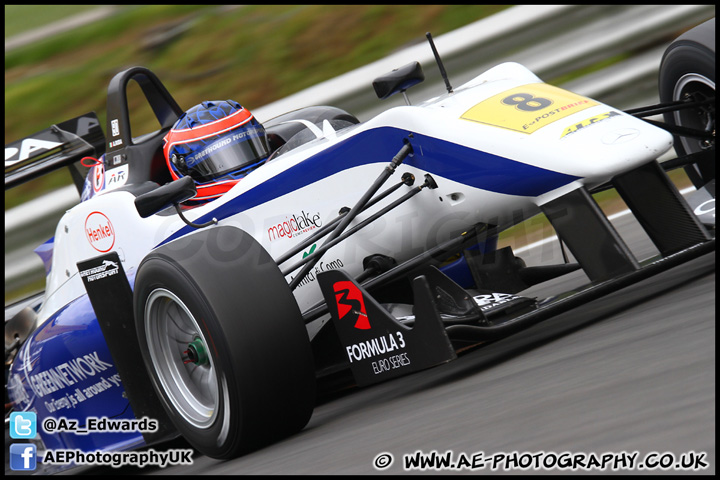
316,158,714,387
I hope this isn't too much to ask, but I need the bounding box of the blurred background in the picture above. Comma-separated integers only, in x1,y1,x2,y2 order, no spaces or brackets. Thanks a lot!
5,5,509,205
4,5,715,303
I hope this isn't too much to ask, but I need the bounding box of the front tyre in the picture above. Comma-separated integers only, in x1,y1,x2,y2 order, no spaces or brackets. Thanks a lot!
134,226,315,459
658,18,715,188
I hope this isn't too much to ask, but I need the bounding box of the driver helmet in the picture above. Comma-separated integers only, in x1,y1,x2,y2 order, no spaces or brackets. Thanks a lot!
163,100,269,203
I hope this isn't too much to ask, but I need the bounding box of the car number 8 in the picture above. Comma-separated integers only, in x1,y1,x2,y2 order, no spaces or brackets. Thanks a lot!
501,93,552,111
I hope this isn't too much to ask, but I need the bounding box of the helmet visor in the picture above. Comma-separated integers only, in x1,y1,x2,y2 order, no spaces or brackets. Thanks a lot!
181,123,269,183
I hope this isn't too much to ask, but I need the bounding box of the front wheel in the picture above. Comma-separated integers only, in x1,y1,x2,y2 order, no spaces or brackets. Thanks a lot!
134,226,315,459
658,18,715,188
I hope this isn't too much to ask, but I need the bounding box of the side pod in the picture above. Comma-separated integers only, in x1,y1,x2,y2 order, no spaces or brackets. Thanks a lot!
318,269,456,387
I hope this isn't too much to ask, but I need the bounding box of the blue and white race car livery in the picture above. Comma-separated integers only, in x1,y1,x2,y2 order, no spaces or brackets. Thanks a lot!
4,21,715,466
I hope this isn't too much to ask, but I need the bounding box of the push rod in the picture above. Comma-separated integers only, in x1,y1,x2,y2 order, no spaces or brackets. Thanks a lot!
289,142,413,290
276,173,414,265
283,175,433,276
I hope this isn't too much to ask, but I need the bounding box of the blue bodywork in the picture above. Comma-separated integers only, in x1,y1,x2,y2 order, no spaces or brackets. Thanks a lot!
7,289,144,453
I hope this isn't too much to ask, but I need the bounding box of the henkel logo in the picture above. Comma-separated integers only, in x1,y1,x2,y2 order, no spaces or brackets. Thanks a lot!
333,281,369,329
85,212,115,252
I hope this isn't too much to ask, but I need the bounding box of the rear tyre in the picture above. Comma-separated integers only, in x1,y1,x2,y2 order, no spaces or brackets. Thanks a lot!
658,18,715,188
134,226,315,459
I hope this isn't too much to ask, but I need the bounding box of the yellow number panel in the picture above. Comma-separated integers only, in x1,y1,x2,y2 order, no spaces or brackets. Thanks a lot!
461,83,598,134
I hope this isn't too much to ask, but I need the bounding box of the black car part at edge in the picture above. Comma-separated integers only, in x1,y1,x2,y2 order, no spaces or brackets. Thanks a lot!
657,17,715,188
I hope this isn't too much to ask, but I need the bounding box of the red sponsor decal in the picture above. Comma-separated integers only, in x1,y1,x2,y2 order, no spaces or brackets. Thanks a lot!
92,163,105,194
85,211,115,252
333,281,369,329
267,210,322,241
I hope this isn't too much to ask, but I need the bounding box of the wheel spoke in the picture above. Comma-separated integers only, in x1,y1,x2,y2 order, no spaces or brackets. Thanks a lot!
145,288,219,429
167,301,197,337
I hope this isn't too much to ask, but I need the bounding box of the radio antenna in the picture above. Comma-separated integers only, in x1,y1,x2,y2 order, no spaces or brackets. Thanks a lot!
426,32,453,94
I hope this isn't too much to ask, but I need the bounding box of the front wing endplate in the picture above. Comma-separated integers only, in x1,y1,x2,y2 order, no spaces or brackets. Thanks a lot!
318,269,456,387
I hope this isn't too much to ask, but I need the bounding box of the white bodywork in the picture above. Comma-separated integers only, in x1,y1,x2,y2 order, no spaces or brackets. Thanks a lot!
37,63,673,324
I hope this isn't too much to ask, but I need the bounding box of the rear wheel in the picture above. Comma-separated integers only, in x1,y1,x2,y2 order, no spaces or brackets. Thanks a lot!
658,18,715,188
134,226,316,459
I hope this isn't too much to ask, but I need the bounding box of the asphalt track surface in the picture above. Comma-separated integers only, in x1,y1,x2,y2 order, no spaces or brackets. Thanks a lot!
81,208,715,476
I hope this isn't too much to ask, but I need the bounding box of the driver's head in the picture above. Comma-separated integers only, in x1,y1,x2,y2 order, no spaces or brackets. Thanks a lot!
163,100,269,203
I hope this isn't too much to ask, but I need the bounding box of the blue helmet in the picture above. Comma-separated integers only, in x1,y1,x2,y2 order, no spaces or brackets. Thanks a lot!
163,100,269,201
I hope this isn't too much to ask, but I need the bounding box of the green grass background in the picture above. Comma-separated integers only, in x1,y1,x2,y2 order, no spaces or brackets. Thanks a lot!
5,5,510,208
4,5,98,38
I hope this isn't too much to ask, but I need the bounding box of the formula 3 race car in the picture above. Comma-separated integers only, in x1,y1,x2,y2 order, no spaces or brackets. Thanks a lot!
4,20,715,465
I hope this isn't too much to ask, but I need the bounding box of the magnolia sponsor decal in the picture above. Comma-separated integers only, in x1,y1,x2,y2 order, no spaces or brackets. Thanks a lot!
267,210,322,241
85,212,115,252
